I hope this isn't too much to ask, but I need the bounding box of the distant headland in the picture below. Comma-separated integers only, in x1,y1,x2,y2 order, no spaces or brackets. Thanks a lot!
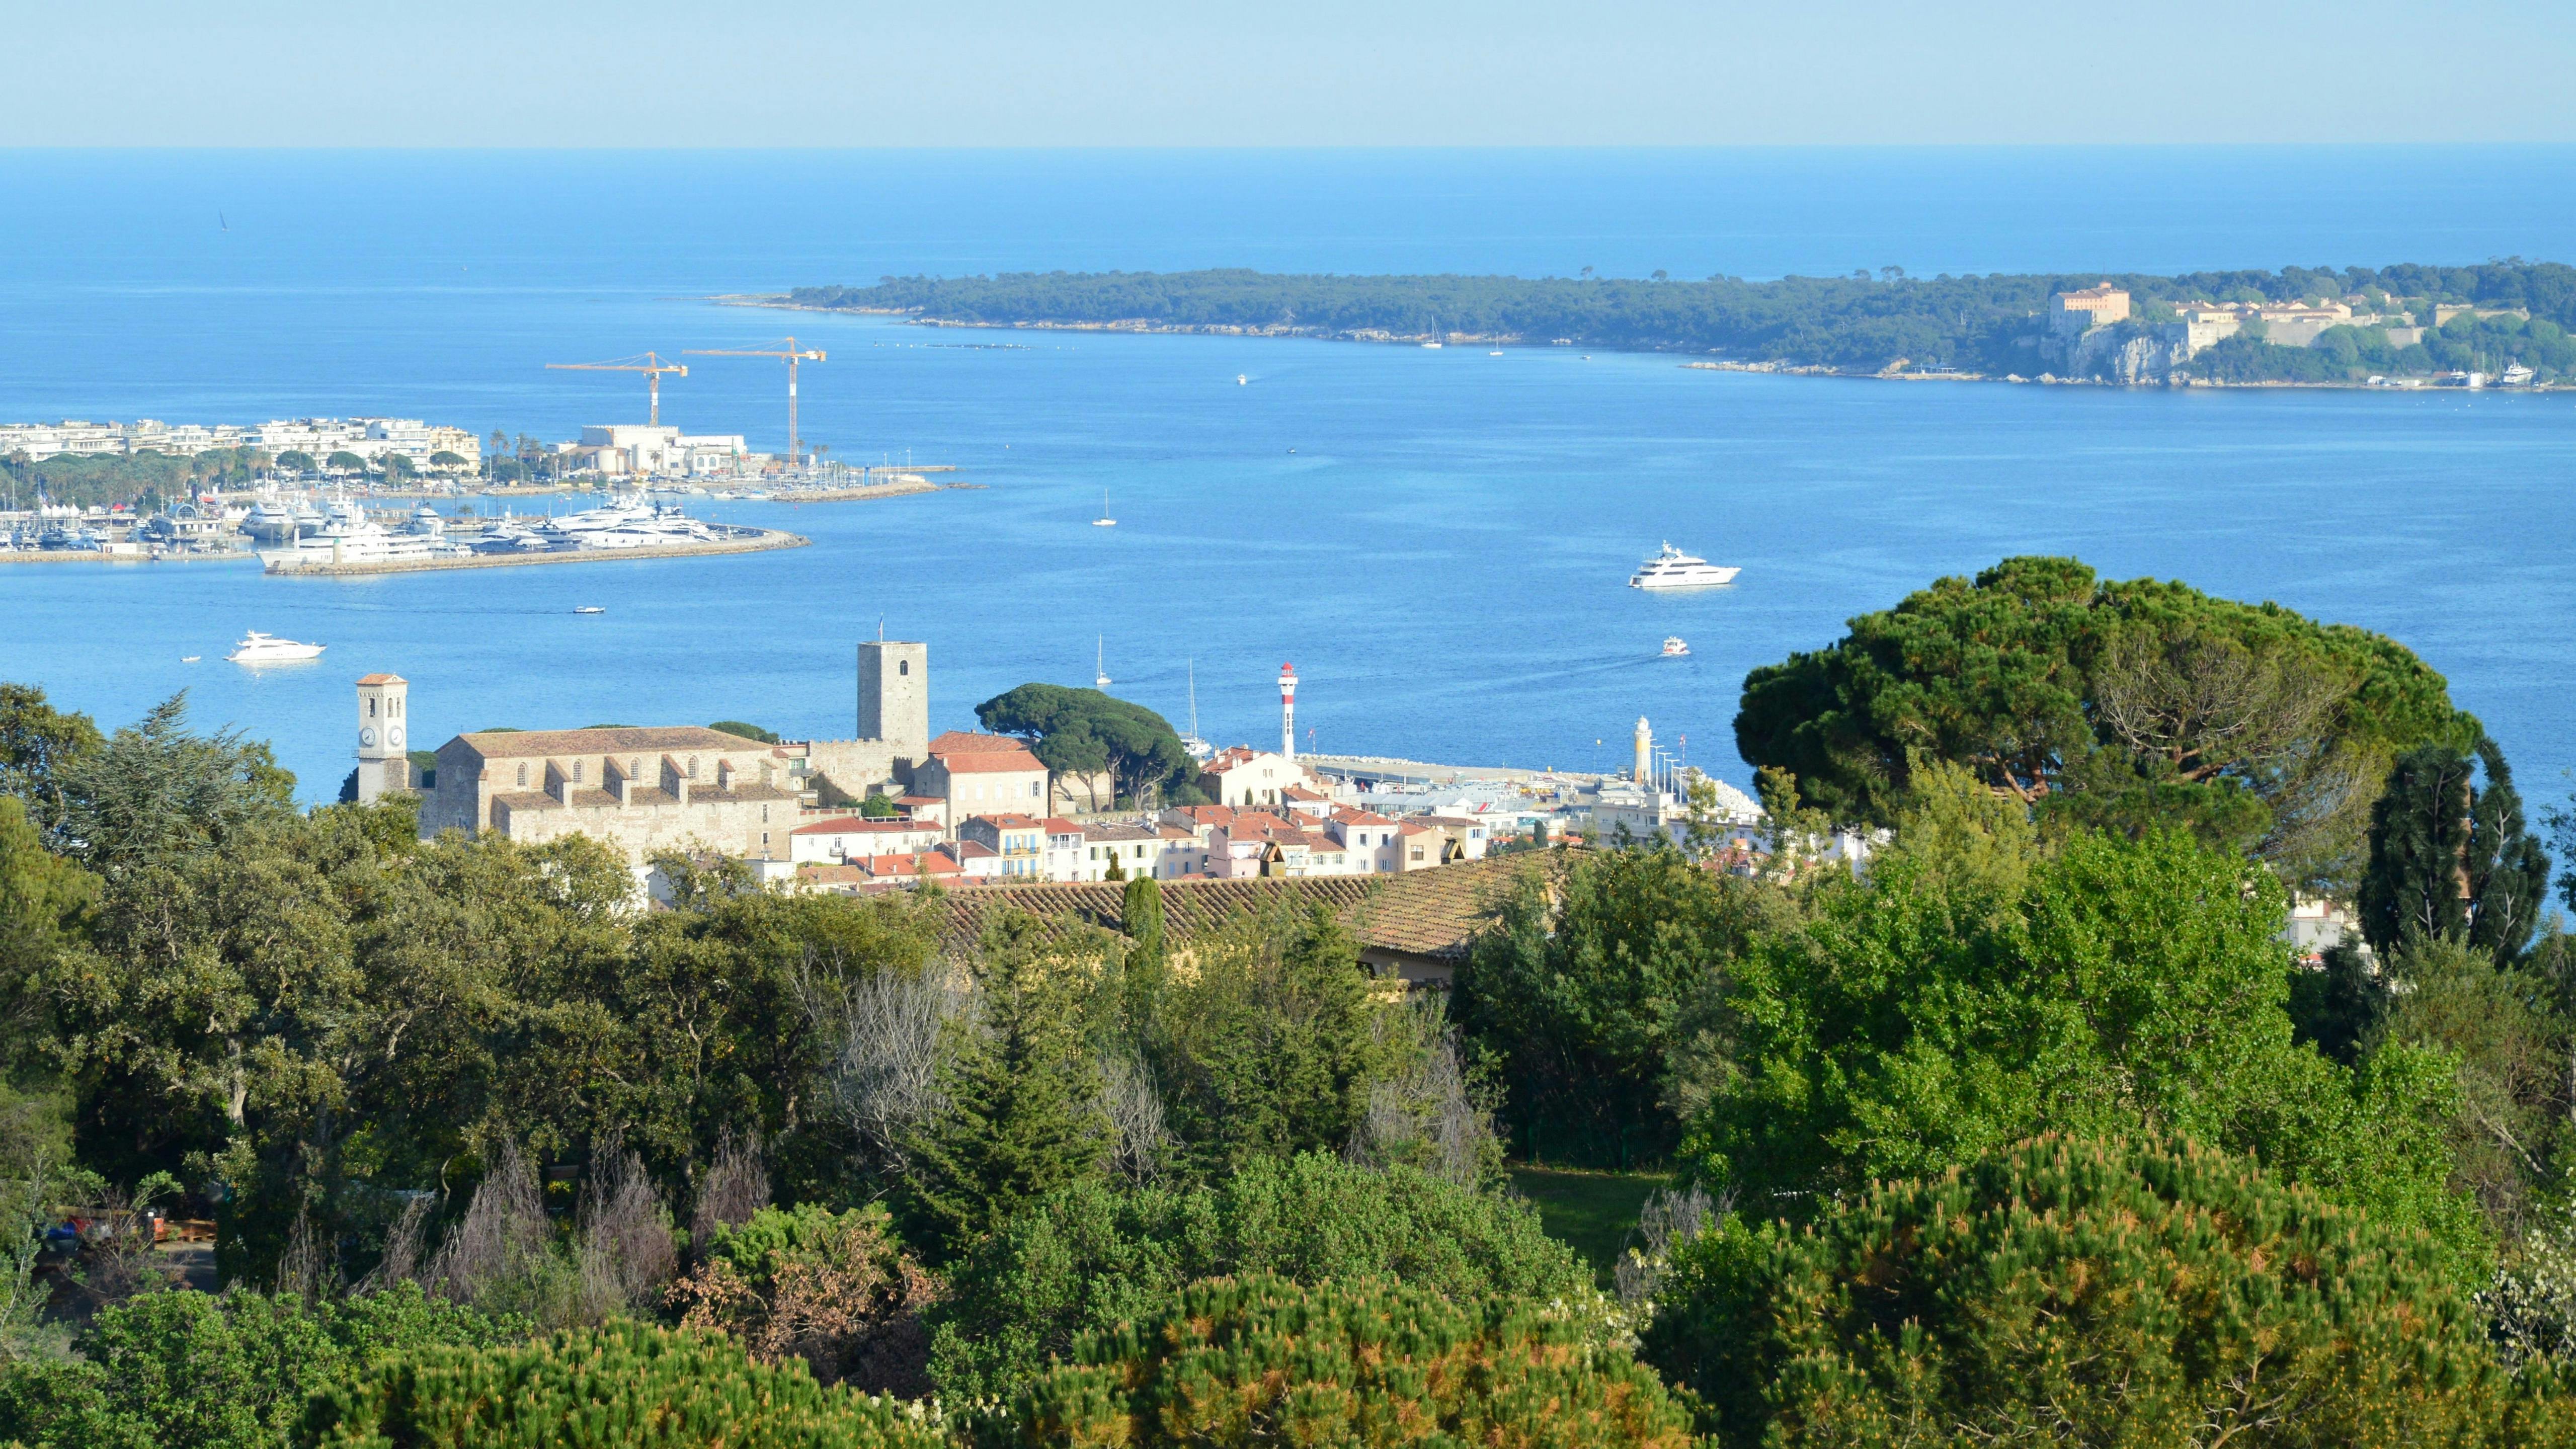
748,263,2576,389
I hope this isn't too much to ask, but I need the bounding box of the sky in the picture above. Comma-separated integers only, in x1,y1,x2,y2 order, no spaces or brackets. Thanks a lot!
9,1,2576,147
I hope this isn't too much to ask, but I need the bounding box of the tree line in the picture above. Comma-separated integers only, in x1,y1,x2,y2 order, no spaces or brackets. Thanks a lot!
787,260,2576,382
7,555,2576,1443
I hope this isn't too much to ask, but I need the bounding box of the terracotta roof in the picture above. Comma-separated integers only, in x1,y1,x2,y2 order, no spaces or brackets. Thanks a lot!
792,817,928,836
1282,784,1327,801
938,750,1046,774
1334,809,1399,826
970,813,1043,830
1086,824,1161,843
933,852,1565,963
897,794,943,806
453,726,755,759
1042,818,1085,835
857,852,960,877
952,840,998,860
798,864,867,882
927,730,1027,754
355,673,406,685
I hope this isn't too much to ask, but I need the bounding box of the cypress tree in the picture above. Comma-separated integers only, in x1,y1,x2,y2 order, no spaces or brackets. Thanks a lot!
1121,875,1164,962
2360,736,2550,959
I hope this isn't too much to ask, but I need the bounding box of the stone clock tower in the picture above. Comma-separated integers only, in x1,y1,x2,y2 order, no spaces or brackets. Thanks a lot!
354,673,411,803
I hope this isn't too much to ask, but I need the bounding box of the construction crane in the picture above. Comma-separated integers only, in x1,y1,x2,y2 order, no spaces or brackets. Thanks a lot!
686,338,825,466
543,352,688,427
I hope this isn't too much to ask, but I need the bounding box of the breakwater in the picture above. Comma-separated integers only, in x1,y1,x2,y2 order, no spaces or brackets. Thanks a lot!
260,527,807,577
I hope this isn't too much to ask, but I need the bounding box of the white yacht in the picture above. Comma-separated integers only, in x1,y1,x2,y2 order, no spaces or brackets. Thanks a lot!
1628,542,1741,590
1662,636,1690,657
259,502,468,571
226,631,325,664
536,501,714,551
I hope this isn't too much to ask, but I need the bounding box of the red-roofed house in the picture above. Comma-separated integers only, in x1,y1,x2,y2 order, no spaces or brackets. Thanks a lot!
915,733,1049,834
851,851,964,886
1197,747,1304,808
789,816,944,864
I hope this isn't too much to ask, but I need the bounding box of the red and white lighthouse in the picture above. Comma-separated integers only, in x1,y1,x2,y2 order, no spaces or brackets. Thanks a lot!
1278,662,1299,760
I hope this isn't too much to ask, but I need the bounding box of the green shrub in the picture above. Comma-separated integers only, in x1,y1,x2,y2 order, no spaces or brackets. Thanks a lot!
0,1284,517,1449
298,1318,945,1449
1004,1273,1695,1449
927,1152,1592,1400
1643,1135,2507,1449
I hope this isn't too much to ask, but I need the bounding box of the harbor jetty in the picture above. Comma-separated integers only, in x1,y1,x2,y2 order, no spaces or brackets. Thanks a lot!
261,526,807,577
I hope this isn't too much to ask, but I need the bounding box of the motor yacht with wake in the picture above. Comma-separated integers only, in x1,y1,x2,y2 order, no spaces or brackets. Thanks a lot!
1628,542,1741,590
226,632,325,664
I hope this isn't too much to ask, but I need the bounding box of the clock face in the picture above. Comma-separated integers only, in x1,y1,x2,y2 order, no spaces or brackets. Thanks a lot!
387,725,404,748
360,726,378,748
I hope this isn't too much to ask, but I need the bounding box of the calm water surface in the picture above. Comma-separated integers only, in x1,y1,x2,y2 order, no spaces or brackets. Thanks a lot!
0,149,2570,801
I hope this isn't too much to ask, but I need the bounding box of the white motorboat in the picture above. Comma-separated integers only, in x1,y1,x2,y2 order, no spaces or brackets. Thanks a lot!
1629,542,1741,590
573,606,605,614
227,631,325,664
1662,636,1690,657
1237,374,1249,385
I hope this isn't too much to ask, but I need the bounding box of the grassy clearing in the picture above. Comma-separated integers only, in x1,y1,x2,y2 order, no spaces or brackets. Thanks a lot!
1508,1166,1673,1286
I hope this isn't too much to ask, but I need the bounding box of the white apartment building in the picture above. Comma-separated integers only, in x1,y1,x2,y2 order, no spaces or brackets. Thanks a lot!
788,815,944,864
0,417,477,468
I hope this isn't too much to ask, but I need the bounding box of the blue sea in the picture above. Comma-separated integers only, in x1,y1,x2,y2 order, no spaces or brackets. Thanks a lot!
2,147,2573,804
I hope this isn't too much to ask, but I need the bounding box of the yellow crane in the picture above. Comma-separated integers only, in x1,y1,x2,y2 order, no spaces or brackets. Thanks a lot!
686,338,825,465
543,352,688,426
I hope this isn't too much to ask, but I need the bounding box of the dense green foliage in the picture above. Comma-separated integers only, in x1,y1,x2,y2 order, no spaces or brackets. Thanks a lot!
0,449,270,512
789,261,2576,379
0,1284,516,1449
1006,1273,1692,1449
1734,555,2467,893
300,1318,944,1449
2360,736,2550,958
1684,820,2482,1275
925,1153,1591,1400
1645,1136,2508,1449
1458,848,1785,1167
973,684,1197,809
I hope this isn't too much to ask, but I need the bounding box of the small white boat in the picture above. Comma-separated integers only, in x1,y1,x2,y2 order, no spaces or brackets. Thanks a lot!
1662,636,1690,658
227,631,325,664
1629,542,1741,591
1237,374,1249,385
1422,340,1443,349
180,656,200,663
1094,635,1112,688
1091,489,1115,527
573,605,605,615
1489,350,1504,357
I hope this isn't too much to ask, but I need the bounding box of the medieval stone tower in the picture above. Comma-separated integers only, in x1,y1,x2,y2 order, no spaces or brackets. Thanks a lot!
857,639,928,758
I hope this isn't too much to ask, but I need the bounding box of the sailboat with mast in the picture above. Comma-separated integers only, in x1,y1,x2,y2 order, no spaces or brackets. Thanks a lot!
1179,660,1212,761
1092,490,1115,527
1094,636,1112,688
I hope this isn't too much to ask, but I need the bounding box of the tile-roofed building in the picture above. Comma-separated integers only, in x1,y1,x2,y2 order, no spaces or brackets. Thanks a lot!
916,733,1050,827
422,724,798,868
788,816,944,863
933,850,1570,986
1197,747,1303,807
